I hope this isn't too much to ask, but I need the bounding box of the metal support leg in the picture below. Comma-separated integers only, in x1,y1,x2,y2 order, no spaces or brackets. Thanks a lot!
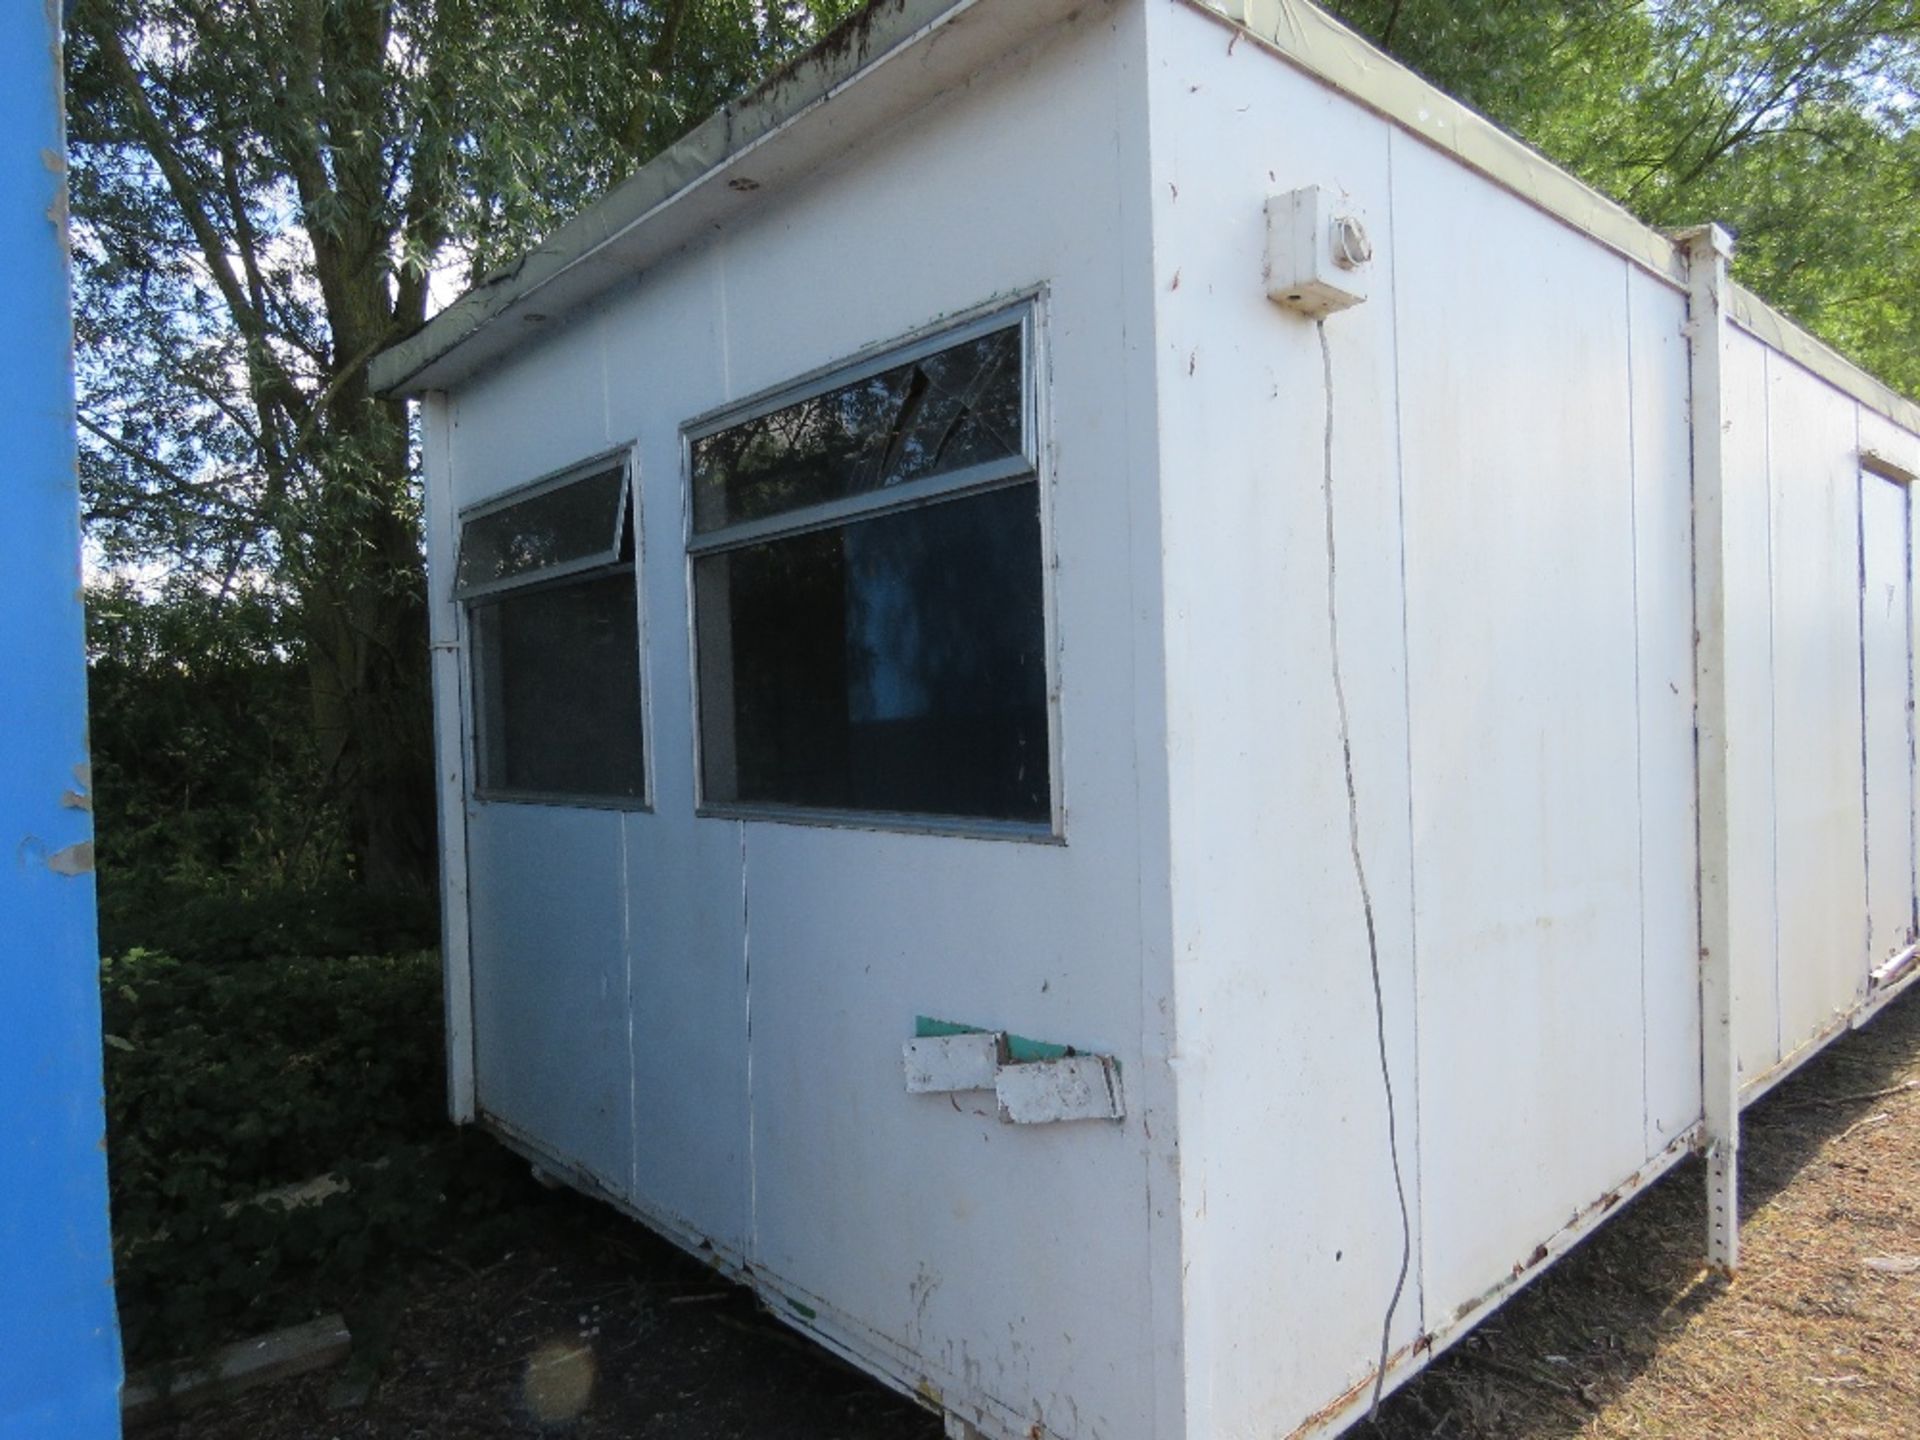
1705,1135,1738,1272
1680,222,1741,1276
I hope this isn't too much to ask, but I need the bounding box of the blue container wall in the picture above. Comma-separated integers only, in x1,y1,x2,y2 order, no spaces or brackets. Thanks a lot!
0,6,126,1437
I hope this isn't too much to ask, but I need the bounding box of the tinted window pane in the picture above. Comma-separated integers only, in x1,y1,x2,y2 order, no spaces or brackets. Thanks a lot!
473,572,644,800
690,325,1023,533
458,466,625,592
696,484,1048,822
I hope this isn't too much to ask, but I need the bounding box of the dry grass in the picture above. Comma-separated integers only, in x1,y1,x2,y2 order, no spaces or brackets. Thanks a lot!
1361,990,1920,1440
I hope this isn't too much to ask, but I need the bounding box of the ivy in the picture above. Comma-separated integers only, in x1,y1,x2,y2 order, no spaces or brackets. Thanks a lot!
102,948,550,1369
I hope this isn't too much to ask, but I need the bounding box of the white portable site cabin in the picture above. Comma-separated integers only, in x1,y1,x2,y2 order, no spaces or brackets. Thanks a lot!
370,1,1920,1436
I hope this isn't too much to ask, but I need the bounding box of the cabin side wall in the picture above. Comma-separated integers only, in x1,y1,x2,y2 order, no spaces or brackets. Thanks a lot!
425,7,1184,1439
1144,5,1703,1434
1722,330,1920,1096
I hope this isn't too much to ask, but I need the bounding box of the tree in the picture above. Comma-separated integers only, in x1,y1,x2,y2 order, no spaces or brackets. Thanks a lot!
67,0,857,893
1323,0,1920,397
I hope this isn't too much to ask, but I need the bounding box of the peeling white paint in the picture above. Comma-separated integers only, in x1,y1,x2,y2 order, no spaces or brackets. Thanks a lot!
46,841,94,876
994,1056,1125,1124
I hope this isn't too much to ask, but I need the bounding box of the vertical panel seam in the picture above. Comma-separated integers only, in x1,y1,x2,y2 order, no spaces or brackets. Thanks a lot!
1907,469,1918,940
741,820,756,1262
622,815,637,1201
1384,126,1427,1337
1624,259,1652,1156
1850,407,1866,983
1764,351,1782,1063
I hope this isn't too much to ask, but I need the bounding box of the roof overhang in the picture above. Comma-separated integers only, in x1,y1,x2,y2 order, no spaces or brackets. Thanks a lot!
375,0,1920,437
370,0,1085,397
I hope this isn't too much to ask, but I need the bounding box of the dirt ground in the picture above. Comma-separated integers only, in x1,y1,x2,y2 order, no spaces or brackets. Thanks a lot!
150,991,1919,1440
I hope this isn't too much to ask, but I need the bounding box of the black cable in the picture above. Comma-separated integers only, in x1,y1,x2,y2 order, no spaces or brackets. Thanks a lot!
1316,318,1413,1424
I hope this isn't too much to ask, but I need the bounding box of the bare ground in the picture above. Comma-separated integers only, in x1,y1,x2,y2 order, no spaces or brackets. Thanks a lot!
151,991,1919,1440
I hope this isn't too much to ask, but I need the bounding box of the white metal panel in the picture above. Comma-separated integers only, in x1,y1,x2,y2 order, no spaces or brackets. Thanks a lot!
1859,470,1914,967
446,313,613,508
445,308,635,1202
1627,268,1704,1148
1766,354,1869,1062
435,10,1175,1436
726,75,1162,1440
618,809,753,1251
1145,8,1424,1433
1859,409,1920,980
600,242,754,1257
1720,332,1782,1081
1860,408,1920,486
655,14,1164,1438
466,804,634,1195
1390,130,1649,1315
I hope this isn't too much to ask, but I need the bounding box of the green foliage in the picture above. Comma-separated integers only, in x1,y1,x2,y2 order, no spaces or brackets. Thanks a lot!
1323,0,1920,398
66,0,861,891
103,947,549,1368
86,577,339,893
84,577,444,958
99,881,438,967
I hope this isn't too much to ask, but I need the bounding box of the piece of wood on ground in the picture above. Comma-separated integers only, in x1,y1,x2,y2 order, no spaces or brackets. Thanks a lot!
122,1313,351,1427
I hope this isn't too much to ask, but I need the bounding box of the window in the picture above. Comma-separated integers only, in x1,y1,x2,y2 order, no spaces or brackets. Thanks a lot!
459,456,646,805
689,307,1052,829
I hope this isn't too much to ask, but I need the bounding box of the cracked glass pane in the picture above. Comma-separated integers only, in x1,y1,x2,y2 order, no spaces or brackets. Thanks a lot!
691,323,1023,534
458,464,625,592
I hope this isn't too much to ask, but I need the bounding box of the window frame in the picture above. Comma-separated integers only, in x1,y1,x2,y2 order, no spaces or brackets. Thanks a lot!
457,445,653,812
681,293,1063,842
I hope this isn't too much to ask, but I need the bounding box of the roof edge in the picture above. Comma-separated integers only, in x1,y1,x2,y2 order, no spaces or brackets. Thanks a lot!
1728,284,1920,437
1184,0,1920,438
371,0,994,397
1182,0,1686,287
377,0,1920,439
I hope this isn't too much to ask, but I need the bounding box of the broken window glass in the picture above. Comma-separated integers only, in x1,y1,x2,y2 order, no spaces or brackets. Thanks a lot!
690,323,1024,534
457,463,626,593
461,459,645,806
690,309,1051,829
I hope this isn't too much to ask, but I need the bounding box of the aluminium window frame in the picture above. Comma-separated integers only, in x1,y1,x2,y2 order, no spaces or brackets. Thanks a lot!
681,292,1064,842
457,444,653,812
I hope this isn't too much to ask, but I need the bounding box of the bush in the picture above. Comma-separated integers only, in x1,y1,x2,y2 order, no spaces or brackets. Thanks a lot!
103,948,549,1367
96,879,438,964
87,579,346,898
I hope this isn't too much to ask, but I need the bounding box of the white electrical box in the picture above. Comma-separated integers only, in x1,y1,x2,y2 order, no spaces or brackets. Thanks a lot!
1265,186,1372,317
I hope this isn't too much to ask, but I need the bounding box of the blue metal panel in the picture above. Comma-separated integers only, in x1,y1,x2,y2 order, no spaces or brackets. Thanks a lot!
0,7,126,1437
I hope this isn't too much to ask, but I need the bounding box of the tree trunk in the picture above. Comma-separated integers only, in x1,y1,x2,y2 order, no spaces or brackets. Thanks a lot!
300,391,438,897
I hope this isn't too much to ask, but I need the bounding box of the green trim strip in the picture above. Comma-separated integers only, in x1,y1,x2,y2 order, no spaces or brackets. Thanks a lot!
913,1015,1073,1063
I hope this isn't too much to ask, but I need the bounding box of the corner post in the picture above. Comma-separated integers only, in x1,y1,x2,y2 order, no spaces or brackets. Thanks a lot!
422,390,477,1125
1679,223,1739,1273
